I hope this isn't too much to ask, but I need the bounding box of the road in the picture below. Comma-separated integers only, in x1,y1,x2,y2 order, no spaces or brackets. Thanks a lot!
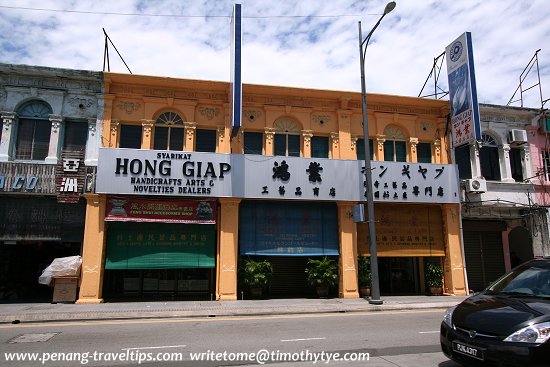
0,309,461,366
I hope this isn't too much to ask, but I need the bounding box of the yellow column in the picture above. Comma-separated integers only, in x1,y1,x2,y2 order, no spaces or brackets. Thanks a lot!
442,204,467,295
141,119,154,149
264,128,275,156
374,135,385,161
409,137,418,163
109,120,119,148
184,122,197,151
217,125,231,154
77,194,107,304
337,202,359,298
217,198,241,301
337,110,354,160
330,132,340,159
302,130,313,158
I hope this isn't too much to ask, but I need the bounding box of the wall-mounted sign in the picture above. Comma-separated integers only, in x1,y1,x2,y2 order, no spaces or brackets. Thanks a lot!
56,151,86,203
96,148,460,204
446,32,481,147
0,162,56,194
105,197,216,224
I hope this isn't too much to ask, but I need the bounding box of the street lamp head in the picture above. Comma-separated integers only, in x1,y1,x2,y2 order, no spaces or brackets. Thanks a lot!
383,1,396,15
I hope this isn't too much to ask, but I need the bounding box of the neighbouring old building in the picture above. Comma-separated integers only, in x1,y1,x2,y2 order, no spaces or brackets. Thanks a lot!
76,72,468,304
0,64,103,302
455,103,550,292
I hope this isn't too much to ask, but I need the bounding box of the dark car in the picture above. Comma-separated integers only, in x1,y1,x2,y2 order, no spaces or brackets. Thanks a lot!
441,258,550,366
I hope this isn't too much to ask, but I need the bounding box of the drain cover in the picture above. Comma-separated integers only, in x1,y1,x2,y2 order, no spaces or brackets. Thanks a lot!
8,333,60,344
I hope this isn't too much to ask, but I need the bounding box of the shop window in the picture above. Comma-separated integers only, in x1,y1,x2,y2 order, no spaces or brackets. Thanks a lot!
244,131,263,155
455,144,472,179
153,112,184,151
63,121,88,152
196,129,216,152
480,134,501,181
311,136,329,158
510,147,524,182
542,150,550,181
417,142,432,163
383,125,407,162
119,124,142,149
356,139,373,160
15,100,53,160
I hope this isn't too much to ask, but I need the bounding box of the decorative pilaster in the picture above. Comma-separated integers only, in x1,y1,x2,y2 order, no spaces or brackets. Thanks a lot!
110,119,120,148
522,146,532,181
264,127,276,156
500,144,515,183
330,132,340,159
409,137,419,163
375,135,386,161
434,139,441,164
45,114,64,164
85,118,98,166
0,112,17,161
337,202,359,298
140,119,154,149
301,130,313,158
184,121,197,151
216,198,241,301
217,125,228,153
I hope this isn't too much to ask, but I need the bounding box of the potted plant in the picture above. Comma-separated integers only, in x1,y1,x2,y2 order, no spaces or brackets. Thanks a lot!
425,262,443,295
239,258,273,298
357,256,372,297
305,257,338,298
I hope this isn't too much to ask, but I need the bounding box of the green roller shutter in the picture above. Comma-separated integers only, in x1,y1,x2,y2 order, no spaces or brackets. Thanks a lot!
105,222,216,269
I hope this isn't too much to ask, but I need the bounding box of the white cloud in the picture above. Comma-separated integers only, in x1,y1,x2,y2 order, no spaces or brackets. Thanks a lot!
0,0,548,108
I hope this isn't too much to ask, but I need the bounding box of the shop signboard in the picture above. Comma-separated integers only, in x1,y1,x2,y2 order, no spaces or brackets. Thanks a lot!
105,197,216,224
96,148,460,204
56,150,85,203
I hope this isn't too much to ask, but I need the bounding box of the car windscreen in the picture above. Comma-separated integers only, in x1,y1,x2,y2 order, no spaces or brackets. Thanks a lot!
486,262,550,297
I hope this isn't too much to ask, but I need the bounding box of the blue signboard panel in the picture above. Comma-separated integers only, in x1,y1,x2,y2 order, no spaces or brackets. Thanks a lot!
239,201,339,256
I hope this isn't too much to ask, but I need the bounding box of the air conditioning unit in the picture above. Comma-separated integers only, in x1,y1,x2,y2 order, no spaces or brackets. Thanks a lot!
508,129,528,145
465,178,487,193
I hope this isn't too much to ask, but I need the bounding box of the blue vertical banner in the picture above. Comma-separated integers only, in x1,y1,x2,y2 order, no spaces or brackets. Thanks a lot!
446,32,481,147
230,3,242,138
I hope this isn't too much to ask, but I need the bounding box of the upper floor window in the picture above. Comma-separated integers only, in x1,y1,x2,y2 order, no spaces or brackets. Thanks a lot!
542,150,550,181
383,125,407,162
273,118,301,157
119,124,142,149
244,132,263,155
480,133,501,181
15,100,52,160
63,121,88,152
356,139,373,160
455,144,472,179
417,142,432,163
154,112,184,151
311,136,329,158
510,147,524,182
196,129,216,152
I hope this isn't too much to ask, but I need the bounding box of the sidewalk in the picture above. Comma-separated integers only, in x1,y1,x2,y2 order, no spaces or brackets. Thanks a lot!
0,295,466,324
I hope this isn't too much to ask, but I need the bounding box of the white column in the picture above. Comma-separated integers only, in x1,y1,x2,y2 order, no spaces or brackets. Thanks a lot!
522,146,532,182
500,144,515,182
45,114,64,164
85,118,98,166
470,143,482,178
0,112,16,162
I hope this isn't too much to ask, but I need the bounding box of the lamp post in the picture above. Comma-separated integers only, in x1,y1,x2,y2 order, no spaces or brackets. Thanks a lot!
358,1,396,305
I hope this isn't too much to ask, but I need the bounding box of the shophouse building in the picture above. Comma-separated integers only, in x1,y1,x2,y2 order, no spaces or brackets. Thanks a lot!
0,64,103,301
77,72,467,303
455,103,550,292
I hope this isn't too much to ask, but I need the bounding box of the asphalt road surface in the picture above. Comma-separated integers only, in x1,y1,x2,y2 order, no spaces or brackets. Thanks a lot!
0,309,462,366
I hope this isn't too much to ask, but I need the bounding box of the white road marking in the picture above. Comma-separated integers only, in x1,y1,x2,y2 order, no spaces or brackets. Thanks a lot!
418,331,440,334
280,337,326,342
121,344,187,351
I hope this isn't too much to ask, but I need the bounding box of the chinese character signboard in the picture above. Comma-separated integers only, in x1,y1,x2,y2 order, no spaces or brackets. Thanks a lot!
96,148,460,204
105,197,216,224
446,32,481,147
56,151,85,203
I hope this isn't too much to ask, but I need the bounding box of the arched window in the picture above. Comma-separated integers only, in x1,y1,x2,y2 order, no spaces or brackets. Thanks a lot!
383,125,407,162
15,100,52,160
273,118,301,157
480,133,501,181
154,112,184,151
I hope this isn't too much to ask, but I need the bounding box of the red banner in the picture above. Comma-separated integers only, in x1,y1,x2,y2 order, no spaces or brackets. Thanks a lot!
105,198,216,224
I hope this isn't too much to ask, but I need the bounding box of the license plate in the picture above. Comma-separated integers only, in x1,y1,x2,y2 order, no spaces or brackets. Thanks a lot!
452,341,485,361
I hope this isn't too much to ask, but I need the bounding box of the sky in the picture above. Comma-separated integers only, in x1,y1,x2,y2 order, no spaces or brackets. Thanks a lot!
0,0,549,109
